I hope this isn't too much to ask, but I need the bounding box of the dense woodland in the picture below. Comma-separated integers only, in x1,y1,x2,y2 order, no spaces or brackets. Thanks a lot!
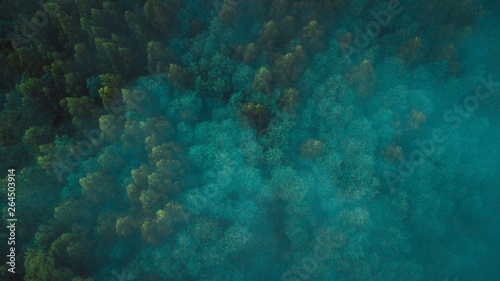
0,0,499,280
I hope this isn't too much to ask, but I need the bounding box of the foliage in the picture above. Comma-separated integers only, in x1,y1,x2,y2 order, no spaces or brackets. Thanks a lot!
0,0,498,280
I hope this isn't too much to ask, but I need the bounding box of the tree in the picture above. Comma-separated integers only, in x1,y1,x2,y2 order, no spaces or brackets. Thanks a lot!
24,249,74,281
